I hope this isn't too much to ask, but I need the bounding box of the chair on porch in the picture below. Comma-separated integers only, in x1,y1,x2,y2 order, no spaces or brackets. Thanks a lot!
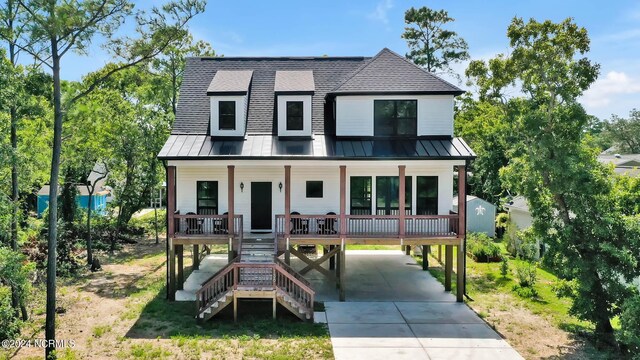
317,212,337,235
213,212,229,234
290,211,309,234
185,212,203,234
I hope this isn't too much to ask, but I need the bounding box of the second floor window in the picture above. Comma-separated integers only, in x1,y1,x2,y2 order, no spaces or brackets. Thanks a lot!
286,101,304,131
374,100,417,136
219,101,236,130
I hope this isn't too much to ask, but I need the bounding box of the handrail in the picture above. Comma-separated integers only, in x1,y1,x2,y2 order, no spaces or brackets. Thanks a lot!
273,264,315,314
274,257,312,288
174,214,243,236
195,256,239,314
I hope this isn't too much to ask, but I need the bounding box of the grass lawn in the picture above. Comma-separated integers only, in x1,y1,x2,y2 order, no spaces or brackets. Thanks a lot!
6,238,333,360
415,245,615,359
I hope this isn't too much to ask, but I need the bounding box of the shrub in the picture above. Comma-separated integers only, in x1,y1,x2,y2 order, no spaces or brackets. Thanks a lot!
505,224,539,261
515,262,538,288
620,295,640,357
500,257,509,277
512,284,538,298
467,232,501,262
0,247,35,340
0,286,21,340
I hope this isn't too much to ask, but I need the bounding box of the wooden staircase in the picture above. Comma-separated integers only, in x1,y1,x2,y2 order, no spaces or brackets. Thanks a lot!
195,237,314,322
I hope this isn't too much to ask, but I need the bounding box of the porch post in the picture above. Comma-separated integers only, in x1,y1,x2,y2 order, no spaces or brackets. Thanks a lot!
422,245,429,270
457,165,467,302
167,166,176,301
177,245,184,290
398,165,407,255
228,165,235,261
339,165,347,301
284,165,291,264
193,244,200,270
445,245,453,291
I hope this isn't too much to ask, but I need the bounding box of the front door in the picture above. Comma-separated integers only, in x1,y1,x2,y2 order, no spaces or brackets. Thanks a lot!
251,182,272,231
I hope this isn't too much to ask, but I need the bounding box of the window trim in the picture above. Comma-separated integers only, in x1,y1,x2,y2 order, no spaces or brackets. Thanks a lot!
196,181,218,215
350,176,372,215
218,101,236,130
305,181,323,198
286,101,304,131
373,99,418,137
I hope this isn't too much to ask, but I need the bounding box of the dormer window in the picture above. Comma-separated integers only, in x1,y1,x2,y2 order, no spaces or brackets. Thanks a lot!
275,71,314,137
286,101,304,131
219,101,236,130
374,100,417,136
207,70,252,137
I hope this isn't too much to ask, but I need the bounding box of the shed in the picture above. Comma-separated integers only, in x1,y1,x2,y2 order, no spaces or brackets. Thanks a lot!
37,185,109,217
452,195,496,237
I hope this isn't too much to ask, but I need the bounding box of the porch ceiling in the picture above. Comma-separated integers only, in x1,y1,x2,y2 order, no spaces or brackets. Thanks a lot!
158,135,475,160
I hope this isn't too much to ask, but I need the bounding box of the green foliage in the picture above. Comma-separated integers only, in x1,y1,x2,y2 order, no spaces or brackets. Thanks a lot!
464,16,639,343
620,294,640,357
130,209,167,236
552,278,578,299
495,212,509,230
514,262,538,288
601,109,640,153
500,257,509,277
466,232,501,262
0,286,20,340
402,6,469,75
0,247,35,339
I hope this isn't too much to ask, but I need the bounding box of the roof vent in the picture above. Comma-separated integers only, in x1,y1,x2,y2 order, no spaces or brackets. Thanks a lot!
614,153,622,158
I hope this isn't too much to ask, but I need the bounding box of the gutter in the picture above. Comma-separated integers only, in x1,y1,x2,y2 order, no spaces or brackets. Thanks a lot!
163,160,169,300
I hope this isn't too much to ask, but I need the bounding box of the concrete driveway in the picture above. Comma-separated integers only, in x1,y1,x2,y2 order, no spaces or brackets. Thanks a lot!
323,301,523,360
307,250,523,360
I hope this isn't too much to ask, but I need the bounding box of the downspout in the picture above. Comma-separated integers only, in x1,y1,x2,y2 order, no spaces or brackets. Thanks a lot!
163,160,169,300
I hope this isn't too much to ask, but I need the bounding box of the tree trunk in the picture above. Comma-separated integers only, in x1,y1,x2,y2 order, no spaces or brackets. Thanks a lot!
86,184,94,265
45,37,62,360
154,202,159,244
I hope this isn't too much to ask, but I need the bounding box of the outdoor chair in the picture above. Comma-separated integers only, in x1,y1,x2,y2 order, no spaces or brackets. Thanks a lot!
213,212,229,234
185,212,203,234
317,211,337,234
290,211,309,234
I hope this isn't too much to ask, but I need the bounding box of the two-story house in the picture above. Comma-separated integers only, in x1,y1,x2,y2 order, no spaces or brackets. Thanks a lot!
158,48,475,321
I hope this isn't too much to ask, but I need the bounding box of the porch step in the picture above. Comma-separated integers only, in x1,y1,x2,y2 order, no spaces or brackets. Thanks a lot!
240,237,276,263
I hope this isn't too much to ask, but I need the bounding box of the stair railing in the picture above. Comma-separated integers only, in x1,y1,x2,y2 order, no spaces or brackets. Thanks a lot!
273,263,315,315
195,256,239,315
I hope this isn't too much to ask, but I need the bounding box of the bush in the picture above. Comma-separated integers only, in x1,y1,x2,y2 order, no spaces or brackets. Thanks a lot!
467,232,501,262
512,284,538,298
620,295,640,357
500,257,509,277
129,209,167,236
0,286,21,340
0,247,35,340
515,262,538,288
505,223,539,261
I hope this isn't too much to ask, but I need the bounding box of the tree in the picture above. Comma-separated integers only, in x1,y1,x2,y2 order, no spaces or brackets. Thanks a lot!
602,109,640,153
468,17,639,348
402,6,469,76
0,1,205,357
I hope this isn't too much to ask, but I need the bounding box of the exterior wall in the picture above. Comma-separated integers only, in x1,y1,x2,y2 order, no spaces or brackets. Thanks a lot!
277,95,312,137
37,194,107,217
335,94,454,137
209,95,247,137
467,198,496,237
171,160,463,231
508,208,533,230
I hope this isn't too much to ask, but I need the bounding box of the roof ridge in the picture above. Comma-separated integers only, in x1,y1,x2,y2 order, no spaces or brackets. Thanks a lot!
330,48,388,92
191,56,370,61
382,47,464,93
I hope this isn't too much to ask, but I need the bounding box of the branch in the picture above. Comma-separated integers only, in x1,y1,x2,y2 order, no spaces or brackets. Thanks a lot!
0,33,52,69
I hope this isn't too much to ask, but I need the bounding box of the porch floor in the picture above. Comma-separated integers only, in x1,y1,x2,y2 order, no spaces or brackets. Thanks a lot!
176,249,455,302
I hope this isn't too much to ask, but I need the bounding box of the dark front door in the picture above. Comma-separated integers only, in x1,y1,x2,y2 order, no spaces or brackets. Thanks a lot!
251,182,272,230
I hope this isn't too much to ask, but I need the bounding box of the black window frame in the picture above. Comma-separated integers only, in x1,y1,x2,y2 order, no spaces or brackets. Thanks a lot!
416,176,438,215
375,176,412,215
286,101,304,131
374,99,417,137
196,181,218,215
306,181,323,198
218,101,236,130
350,176,372,215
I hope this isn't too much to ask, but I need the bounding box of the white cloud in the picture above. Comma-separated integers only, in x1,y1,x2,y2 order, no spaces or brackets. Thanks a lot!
581,71,640,108
367,0,393,25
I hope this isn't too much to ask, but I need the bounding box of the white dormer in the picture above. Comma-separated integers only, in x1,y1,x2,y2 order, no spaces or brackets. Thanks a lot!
208,70,253,137
275,71,314,137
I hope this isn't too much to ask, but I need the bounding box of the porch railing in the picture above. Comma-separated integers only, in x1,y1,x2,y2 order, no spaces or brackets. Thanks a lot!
275,214,458,238
173,213,243,237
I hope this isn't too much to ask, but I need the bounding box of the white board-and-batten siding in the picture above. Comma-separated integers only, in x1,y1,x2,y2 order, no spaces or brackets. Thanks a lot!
335,95,454,137
172,160,459,231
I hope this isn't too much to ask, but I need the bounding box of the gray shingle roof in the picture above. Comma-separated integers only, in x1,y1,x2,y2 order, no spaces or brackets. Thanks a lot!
158,134,476,160
332,48,463,95
274,70,315,93
206,70,253,94
175,57,366,135
173,48,464,135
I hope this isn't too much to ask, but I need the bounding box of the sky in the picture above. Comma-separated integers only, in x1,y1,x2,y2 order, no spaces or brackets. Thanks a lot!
60,0,640,120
